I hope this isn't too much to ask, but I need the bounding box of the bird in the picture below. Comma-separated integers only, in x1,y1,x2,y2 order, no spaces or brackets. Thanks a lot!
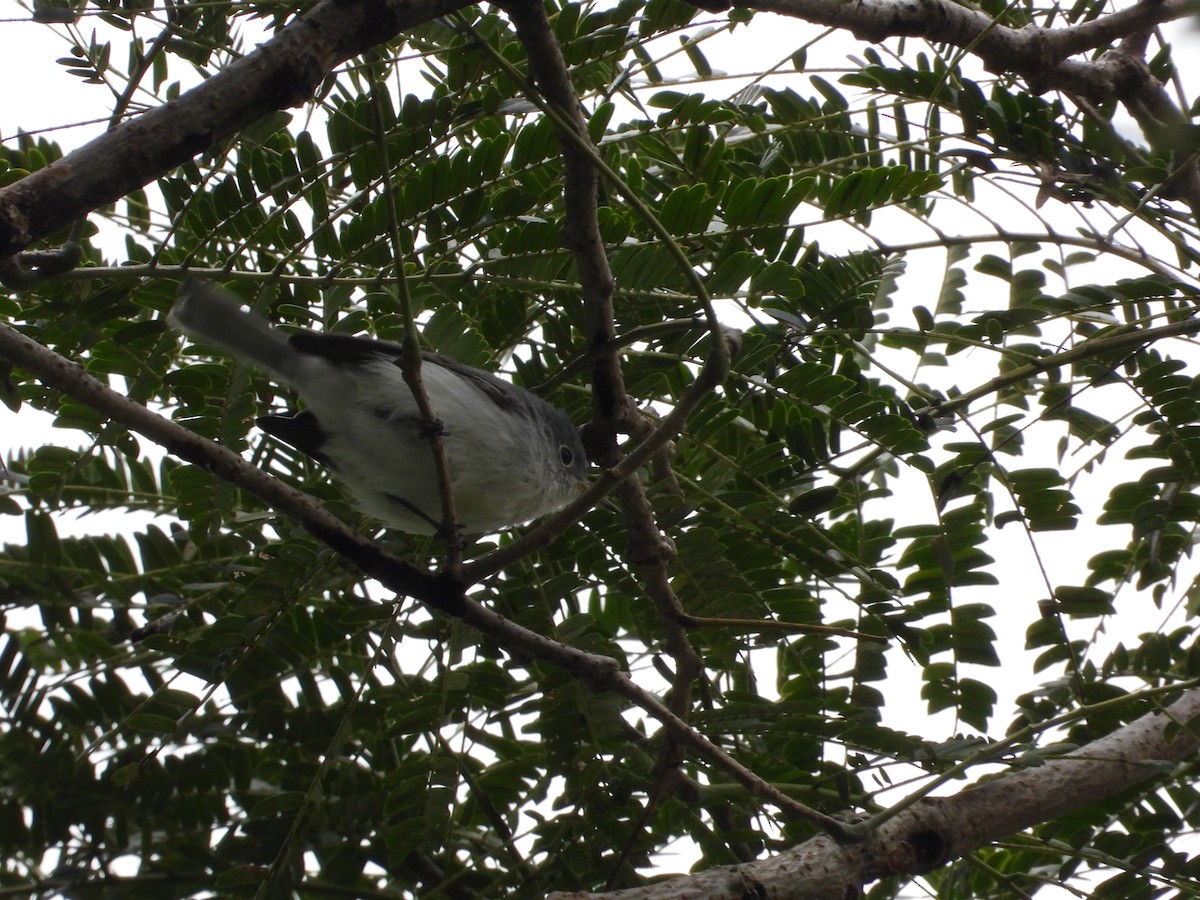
169,279,588,535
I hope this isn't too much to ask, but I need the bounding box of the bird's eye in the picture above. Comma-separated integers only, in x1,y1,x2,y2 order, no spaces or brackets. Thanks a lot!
559,445,575,467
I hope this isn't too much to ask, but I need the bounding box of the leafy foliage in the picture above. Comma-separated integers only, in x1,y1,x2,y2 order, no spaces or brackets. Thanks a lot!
2,0,1200,897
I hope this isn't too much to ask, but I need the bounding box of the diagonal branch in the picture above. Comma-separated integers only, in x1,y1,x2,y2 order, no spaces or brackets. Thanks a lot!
548,685,1200,899
940,316,1200,415
367,58,464,563
0,0,475,259
0,320,847,838
0,319,459,611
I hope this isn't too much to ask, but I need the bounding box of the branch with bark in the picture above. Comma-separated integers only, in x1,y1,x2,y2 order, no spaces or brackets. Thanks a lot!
549,686,1200,899
0,316,846,836
0,0,473,260
687,0,1200,214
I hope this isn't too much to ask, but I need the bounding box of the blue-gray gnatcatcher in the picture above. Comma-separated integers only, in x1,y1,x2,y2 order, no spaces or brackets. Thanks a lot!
169,279,588,535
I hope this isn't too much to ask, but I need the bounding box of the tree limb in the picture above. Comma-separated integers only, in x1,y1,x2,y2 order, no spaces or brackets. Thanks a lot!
548,686,1200,899
710,0,1200,214
0,319,460,611
723,0,1193,67
0,319,847,839
0,0,474,259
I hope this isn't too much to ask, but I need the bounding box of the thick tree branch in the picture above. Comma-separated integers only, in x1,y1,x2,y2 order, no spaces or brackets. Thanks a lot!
711,0,1200,213
727,0,1192,67
549,686,1200,899
0,0,473,260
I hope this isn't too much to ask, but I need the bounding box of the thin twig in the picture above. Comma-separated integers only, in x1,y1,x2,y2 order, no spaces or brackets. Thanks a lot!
940,317,1200,416
367,53,464,564
680,614,889,644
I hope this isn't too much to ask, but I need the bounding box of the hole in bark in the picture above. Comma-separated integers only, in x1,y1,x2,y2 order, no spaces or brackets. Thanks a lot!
908,828,947,868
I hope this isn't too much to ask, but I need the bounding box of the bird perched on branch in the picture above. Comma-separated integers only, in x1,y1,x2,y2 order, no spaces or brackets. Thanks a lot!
169,279,588,535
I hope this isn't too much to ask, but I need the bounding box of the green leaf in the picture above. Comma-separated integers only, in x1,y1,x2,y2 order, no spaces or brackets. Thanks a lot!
126,714,179,734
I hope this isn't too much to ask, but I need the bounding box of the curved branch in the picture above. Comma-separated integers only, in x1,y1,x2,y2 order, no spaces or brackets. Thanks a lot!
709,0,1200,213
490,9,725,863
724,0,1192,69
490,1,626,430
